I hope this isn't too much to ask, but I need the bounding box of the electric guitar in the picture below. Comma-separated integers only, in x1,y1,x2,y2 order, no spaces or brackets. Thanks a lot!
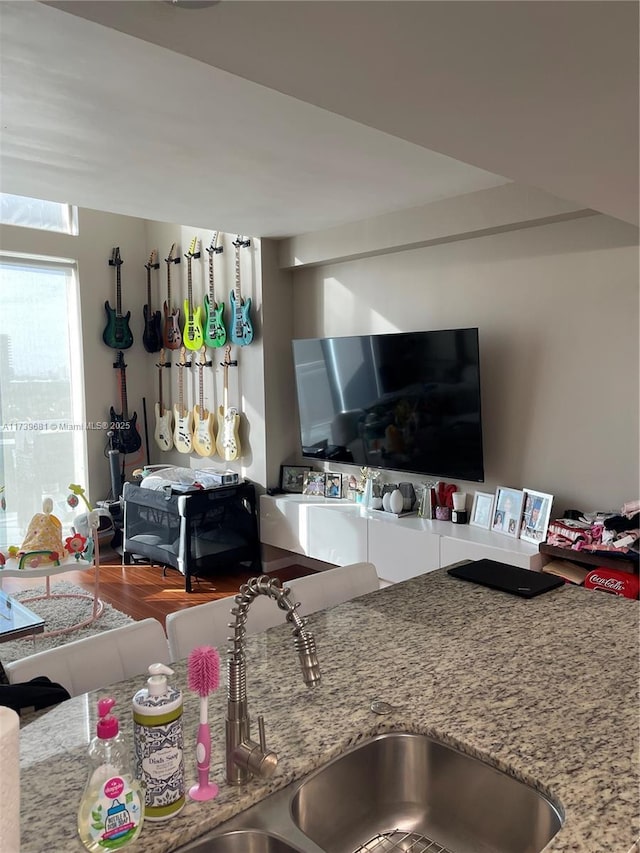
215,344,241,461
109,351,142,455
142,249,162,354
192,347,216,457
182,236,204,351
173,347,193,454
154,348,173,452
163,242,182,350
203,231,226,348
229,236,254,347
103,248,134,350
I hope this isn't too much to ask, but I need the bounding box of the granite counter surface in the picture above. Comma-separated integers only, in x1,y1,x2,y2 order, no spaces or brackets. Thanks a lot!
17,569,640,853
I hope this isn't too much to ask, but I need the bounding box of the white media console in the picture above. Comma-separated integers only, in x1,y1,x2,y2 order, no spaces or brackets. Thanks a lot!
260,495,542,585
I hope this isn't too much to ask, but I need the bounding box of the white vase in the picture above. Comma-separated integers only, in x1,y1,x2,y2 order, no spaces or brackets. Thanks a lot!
389,489,404,514
382,492,392,512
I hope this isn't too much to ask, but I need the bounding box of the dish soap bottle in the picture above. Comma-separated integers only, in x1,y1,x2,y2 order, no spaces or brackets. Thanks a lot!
77,697,144,851
132,663,185,821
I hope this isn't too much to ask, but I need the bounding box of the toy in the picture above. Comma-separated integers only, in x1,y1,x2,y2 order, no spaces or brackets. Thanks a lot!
18,497,66,566
68,484,93,512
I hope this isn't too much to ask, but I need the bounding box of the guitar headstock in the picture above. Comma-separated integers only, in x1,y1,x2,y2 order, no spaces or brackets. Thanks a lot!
186,236,199,260
179,346,187,366
232,235,251,250
158,348,167,368
198,346,209,367
114,351,126,371
145,249,158,270
165,242,177,264
109,247,123,267
207,231,223,256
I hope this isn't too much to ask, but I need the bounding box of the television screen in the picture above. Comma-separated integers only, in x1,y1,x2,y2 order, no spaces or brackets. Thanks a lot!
291,328,485,482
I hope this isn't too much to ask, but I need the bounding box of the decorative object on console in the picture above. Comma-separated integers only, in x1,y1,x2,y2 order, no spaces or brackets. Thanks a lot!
204,231,226,349
470,491,495,529
520,488,554,544
302,472,325,496
192,347,216,458
492,486,525,538
229,236,253,346
435,505,451,521
398,483,416,512
142,249,162,353
103,247,133,350
163,242,182,350
215,345,241,461
173,347,193,454
388,489,404,515
183,236,204,351
325,473,343,499
280,465,311,494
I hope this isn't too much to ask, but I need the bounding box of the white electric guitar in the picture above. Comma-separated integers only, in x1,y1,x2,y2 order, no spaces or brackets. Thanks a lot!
154,348,173,452
173,347,193,454
192,347,216,458
215,344,241,461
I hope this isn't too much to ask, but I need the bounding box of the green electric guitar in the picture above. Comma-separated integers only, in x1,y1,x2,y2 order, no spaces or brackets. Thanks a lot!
203,231,226,348
182,236,204,351
103,247,134,350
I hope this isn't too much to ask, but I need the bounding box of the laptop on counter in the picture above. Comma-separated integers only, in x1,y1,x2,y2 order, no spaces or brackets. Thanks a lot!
447,559,565,599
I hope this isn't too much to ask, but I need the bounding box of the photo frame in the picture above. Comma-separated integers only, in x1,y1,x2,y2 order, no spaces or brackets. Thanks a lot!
279,465,311,494
491,486,525,538
470,491,495,529
324,472,343,499
302,471,326,496
520,488,554,544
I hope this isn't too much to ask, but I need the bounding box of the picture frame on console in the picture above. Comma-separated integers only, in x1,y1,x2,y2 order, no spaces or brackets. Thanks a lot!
520,488,554,544
470,491,495,529
280,465,311,494
324,472,343,499
302,471,326,496
492,486,525,538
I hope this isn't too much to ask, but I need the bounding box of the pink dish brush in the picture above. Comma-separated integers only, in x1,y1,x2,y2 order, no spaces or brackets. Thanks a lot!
187,645,221,801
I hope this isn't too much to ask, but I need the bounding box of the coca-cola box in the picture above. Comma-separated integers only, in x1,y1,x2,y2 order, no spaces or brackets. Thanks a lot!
584,568,639,600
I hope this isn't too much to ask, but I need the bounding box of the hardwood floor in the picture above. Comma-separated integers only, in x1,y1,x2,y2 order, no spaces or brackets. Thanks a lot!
2,555,316,631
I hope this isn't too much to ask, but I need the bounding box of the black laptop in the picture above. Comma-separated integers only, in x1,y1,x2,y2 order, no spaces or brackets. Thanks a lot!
447,559,564,599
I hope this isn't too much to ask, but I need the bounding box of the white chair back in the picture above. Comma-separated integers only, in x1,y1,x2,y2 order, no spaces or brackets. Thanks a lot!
5,618,170,698
288,561,379,616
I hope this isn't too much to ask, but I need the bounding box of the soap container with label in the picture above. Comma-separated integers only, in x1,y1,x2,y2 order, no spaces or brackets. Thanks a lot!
77,697,144,851
132,663,185,821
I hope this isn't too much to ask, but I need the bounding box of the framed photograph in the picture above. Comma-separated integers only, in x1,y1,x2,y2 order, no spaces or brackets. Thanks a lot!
470,491,495,529
302,471,326,496
324,472,343,499
280,465,311,494
491,486,525,538
520,488,554,544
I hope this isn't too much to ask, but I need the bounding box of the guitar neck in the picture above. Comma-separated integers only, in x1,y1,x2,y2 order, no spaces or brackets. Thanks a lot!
234,246,242,309
119,367,129,420
187,257,193,310
157,366,164,415
208,254,215,304
116,265,123,317
146,267,152,309
198,365,204,410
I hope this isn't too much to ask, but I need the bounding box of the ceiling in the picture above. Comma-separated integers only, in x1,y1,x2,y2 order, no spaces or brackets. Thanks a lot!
1,1,637,239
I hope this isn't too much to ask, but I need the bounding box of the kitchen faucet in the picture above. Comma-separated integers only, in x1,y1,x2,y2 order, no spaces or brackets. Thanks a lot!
225,575,321,785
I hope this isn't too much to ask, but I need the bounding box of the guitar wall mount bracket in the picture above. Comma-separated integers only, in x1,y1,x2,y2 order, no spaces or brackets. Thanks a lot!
232,237,251,250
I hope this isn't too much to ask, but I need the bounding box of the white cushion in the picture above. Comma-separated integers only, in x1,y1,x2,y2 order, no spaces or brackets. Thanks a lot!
288,561,380,616
5,618,170,698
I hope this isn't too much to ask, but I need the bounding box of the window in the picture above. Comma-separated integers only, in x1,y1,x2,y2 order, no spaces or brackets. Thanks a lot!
0,255,87,547
0,193,78,235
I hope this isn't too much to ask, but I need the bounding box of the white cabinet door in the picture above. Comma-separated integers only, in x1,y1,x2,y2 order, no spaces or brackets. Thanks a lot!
259,495,305,555
306,504,368,565
440,534,541,571
368,517,440,583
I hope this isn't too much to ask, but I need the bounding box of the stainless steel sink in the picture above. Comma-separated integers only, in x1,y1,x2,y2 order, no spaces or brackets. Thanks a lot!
177,732,563,853
290,732,563,853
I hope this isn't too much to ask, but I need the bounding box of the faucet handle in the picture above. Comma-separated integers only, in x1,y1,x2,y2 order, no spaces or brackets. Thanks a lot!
232,715,278,780
258,715,268,752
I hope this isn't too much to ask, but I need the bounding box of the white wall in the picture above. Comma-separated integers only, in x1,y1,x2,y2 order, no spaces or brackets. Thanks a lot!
287,214,639,512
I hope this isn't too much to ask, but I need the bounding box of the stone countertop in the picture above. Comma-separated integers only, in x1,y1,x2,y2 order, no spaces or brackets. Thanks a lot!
18,569,640,853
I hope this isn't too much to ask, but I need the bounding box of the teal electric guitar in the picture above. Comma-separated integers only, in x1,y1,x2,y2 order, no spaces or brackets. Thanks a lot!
229,236,253,347
103,247,134,350
203,231,226,348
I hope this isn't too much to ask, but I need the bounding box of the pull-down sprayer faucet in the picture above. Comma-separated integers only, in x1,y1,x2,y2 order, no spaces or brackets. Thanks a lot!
225,575,321,785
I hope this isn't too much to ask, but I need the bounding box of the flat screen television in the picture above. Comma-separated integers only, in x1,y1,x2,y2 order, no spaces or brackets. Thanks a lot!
291,328,485,482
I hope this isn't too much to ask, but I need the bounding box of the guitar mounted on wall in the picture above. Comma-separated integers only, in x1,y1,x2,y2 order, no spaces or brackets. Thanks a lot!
192,346,216,457
103,247,134,350
110,351,142,455
203,231,226,348
215,344,241,461
154,348,173,452
173,346,193,454
142,249,162,354
229,236,254,347
182,236,204,351
163,242,182,350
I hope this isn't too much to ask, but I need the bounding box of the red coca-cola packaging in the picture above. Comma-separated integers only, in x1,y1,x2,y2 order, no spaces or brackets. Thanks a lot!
584,568,639,600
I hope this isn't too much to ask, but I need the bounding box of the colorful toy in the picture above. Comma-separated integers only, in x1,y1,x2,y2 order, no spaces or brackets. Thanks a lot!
68,484,93,512
65,532,88,561
18,497,66,566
